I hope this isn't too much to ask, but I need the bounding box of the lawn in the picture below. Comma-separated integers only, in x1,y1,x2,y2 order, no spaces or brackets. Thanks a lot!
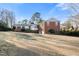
0,32,79,56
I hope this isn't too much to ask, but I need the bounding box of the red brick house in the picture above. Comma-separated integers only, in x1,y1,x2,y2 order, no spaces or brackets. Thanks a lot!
39,19,60,34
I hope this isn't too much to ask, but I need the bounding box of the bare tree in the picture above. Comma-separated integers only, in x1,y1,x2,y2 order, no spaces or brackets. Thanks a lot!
0,8,15,28
59,4,79,31
63,19,72,29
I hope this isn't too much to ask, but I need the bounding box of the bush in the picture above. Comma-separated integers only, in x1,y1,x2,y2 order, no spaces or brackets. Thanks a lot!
0,22,12,31
12,26,16,31
0,27,12,31
21,27,25,32
60,30,79,37
25,29,38,33
48,29,55,34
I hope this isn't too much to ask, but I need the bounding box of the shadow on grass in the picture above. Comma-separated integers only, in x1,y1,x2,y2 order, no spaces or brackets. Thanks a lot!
0,40,41,56
15,33,36,40
0,32,66,56
0,39,65,56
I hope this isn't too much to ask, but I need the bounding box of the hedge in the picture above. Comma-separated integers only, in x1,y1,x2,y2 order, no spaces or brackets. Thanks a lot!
60,30,79,37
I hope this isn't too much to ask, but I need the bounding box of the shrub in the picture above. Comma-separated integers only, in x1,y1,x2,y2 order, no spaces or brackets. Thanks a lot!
60,30,79,37
0,22,12,31
21,27,25,32
25,29,38,33
12,26,16,31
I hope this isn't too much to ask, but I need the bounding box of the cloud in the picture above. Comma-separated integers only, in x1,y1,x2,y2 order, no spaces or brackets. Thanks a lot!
45,4,69,20
56,3,79,15
56,3,69,10
56,3,79,10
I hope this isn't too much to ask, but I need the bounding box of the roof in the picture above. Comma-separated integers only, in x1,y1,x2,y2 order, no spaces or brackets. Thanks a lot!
46,18,59,22
15,24,28,27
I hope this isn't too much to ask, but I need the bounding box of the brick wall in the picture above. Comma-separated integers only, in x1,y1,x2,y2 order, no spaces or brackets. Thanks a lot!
40,21,60,34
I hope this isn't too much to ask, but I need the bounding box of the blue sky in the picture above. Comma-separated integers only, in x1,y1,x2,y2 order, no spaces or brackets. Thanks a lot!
0,3,76,23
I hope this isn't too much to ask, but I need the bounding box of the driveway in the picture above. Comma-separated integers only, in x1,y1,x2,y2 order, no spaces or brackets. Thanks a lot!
0,32,79,56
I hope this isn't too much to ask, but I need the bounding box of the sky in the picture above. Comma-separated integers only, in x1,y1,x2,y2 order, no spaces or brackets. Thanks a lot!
0,3,78,23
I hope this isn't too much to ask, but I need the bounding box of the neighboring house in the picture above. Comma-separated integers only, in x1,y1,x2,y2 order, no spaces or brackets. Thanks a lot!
39,19,60,34
15,23,38,31
15,24,29,29
30,24,38,30
14,24,29,31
